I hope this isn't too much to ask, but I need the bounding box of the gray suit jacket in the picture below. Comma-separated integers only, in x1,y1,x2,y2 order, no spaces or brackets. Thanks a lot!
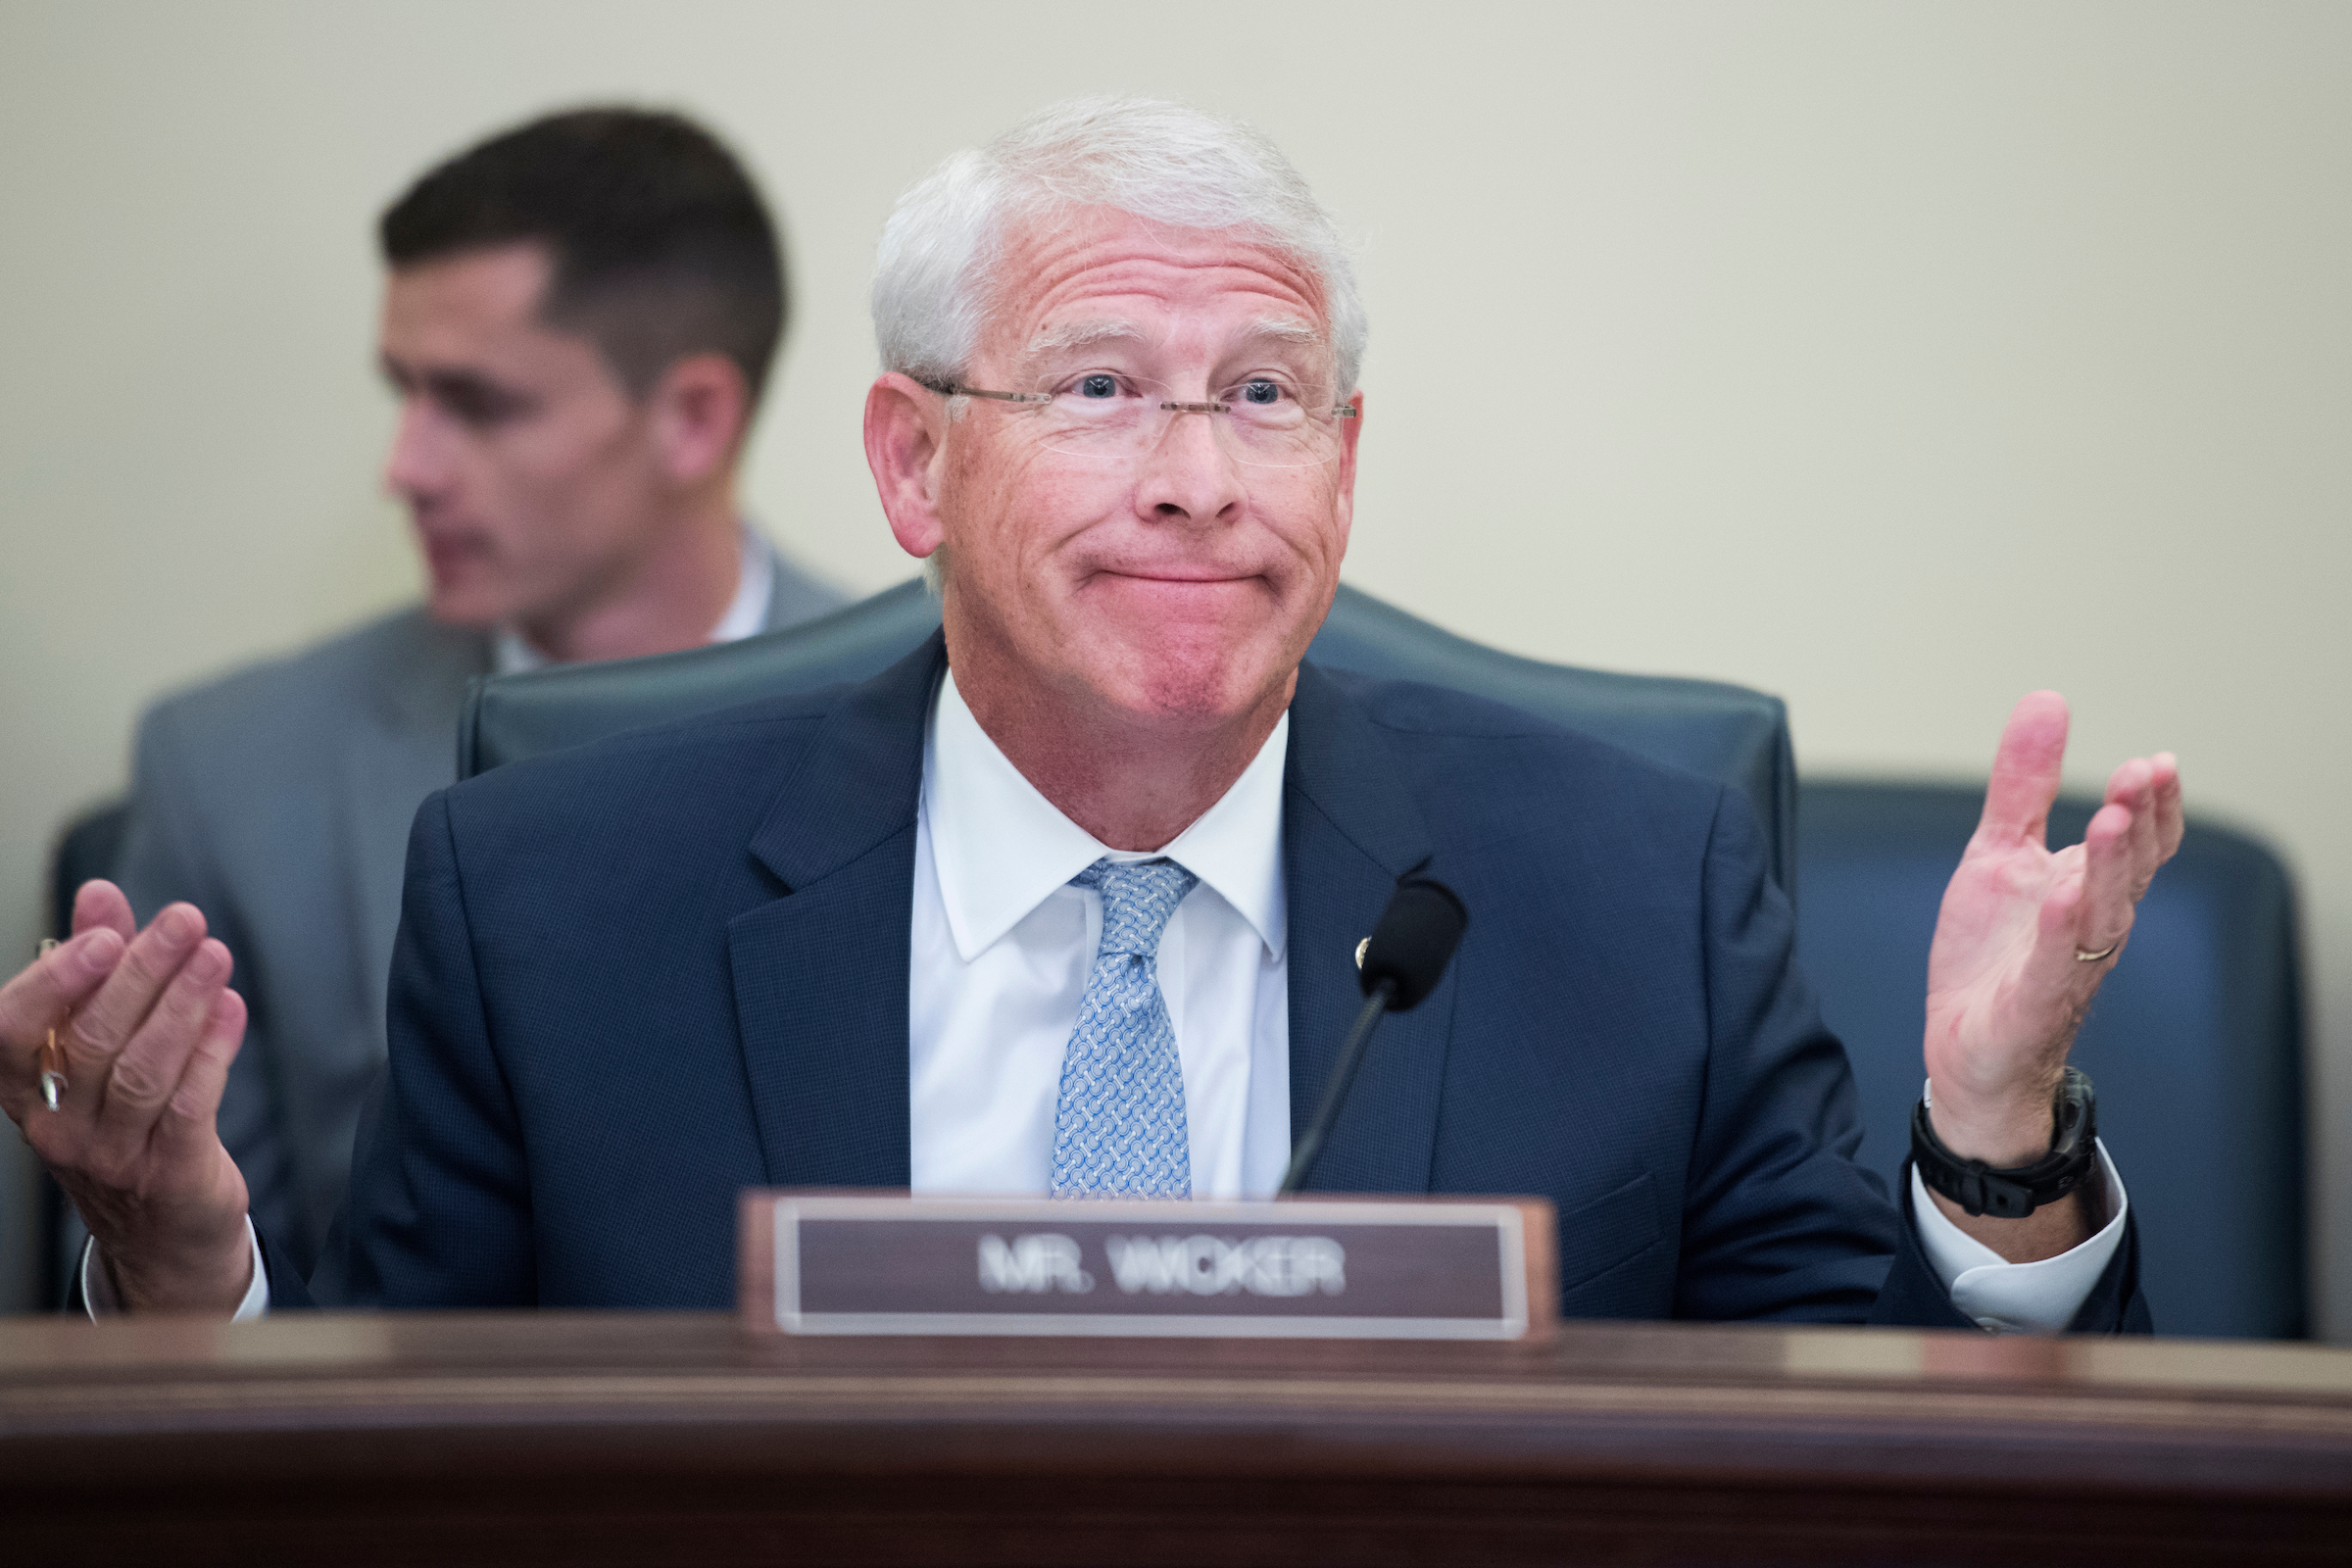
112,540,843,1274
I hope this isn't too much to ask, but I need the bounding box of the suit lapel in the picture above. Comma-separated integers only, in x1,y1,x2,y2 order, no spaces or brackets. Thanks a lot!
725,632,945,1188
1283,662,1453,1194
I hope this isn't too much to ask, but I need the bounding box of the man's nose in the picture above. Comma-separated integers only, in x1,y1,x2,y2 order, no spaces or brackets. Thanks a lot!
382,397,452,500
1133,406,1247,525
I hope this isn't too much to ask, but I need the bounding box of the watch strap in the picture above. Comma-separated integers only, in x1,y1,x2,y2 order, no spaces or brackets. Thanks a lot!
1911,1066,2098,1220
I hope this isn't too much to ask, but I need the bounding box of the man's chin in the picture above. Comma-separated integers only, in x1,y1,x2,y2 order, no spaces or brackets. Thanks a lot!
949,580,1312,732
1092,626,1300,730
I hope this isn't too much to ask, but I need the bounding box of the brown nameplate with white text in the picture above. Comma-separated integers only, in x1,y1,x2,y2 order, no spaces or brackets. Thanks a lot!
740,1192,1557,1341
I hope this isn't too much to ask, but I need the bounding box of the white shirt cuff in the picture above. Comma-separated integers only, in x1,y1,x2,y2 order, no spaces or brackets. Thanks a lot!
80,1216,271,1322
1910,1138,2127,1334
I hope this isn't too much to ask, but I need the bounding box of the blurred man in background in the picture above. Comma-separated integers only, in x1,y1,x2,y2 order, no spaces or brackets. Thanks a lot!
81,106,843,1280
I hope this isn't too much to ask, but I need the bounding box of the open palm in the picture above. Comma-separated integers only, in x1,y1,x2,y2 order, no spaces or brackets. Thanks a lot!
0,881,254,1310
1922,692,2182,1165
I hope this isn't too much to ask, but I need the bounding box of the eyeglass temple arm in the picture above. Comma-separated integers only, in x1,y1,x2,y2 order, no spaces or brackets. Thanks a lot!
914,377,1052,406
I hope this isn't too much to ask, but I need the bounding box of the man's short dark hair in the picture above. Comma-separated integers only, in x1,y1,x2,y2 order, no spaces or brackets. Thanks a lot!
380,107,787,403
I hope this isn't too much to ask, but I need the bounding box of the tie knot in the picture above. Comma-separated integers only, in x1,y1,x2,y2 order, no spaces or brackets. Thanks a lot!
1070,858,1199,957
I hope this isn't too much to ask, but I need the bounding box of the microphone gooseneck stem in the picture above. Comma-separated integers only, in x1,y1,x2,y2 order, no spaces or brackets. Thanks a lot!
1277,978,1396,1197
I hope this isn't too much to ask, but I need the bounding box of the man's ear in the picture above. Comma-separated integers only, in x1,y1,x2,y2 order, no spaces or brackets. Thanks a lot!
648,352,752,486
864,372,951,564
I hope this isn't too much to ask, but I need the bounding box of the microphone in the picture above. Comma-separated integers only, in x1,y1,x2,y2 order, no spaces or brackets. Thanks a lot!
1277,876,1468,1196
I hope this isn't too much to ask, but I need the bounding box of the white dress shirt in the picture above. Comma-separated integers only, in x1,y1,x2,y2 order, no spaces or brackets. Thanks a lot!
112,659,2129,1330
911,670,1293,1200
1916,1135,2128,1333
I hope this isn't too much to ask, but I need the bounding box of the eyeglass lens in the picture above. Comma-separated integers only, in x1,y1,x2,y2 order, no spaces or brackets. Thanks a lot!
1021,374,1348,467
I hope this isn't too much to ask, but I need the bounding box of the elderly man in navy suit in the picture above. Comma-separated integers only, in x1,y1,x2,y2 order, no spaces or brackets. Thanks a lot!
4,99,2180,1329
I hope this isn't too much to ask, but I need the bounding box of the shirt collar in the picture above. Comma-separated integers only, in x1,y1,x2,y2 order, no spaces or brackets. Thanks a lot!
493,522,773,676
922,668,1289,963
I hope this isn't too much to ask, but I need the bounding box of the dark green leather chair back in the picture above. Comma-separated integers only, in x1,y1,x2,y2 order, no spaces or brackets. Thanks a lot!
460,580,1797,894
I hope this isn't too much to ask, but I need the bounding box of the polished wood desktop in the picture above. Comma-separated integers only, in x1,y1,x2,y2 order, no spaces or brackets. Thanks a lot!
3,1312,2348,1564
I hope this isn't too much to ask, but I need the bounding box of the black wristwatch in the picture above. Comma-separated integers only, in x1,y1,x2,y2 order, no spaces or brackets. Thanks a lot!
1911,1067,2098,1219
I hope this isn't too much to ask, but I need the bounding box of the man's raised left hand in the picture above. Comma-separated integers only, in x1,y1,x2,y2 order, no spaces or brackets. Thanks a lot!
1920,690,2182,1259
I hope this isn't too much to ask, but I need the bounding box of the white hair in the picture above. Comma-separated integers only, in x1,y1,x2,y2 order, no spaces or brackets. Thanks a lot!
872,97,1366,397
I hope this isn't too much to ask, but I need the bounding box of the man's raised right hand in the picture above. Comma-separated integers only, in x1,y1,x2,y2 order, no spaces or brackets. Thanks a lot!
0,880,254,1312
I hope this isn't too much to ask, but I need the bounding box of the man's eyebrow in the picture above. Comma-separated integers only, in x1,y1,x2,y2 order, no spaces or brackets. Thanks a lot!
1024,319,1147,357
378,355,538,416
1238,318,1325,353
378,354,489,394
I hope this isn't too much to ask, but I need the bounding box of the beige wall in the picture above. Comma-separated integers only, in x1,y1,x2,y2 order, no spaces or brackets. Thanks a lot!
2,2,2345,1321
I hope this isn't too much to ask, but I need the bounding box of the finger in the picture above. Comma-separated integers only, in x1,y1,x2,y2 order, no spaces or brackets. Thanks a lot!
0,927,126,1110
92,938,232,1166
56,905,208,1111
2150,752,2185,862
2076,800,2137,959
154,987,245,1164
73,880,137,943
2105,757,2159,898
1977,691,2070,849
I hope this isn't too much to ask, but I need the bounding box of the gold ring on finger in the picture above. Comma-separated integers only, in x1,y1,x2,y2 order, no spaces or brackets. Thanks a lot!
32,938,69,1109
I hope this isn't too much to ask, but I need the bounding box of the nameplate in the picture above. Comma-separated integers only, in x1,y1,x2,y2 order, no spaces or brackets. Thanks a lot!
740,1192,1556,1341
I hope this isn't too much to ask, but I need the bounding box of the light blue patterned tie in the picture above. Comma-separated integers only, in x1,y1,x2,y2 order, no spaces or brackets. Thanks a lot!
1051,858,1200,1198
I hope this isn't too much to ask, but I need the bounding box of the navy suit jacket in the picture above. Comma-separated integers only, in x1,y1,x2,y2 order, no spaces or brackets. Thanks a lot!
282,631,2146,1330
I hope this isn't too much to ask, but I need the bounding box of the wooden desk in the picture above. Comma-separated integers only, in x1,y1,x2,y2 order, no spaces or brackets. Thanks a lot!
2,1313,2348,1564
